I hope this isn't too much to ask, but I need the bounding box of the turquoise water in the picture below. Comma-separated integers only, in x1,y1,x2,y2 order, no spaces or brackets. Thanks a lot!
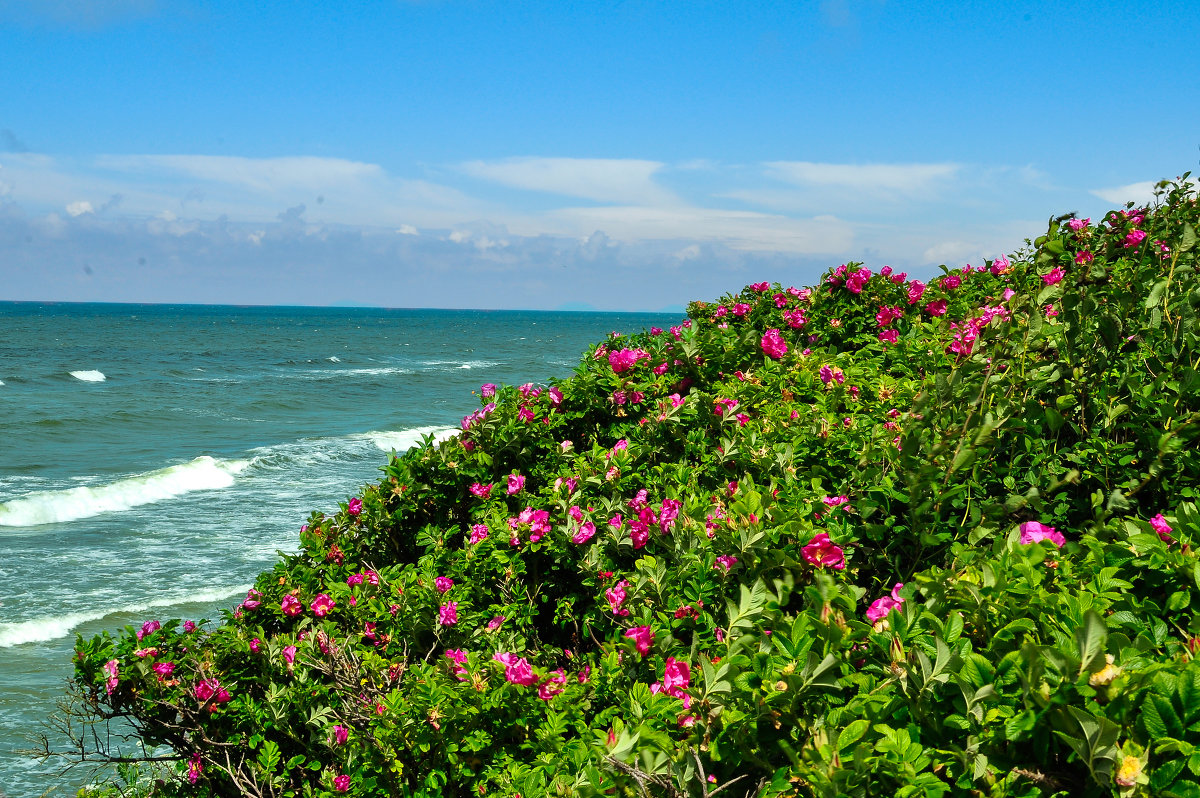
0,302,681,796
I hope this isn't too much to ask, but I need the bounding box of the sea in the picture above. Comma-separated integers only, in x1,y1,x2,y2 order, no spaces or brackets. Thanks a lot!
0,301,681,797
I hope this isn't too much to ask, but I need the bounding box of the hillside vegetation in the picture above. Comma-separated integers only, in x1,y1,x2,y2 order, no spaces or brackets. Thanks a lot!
69,177,1200,797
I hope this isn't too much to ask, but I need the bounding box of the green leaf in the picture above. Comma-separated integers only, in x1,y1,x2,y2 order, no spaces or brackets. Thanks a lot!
1075,609,1108,676
837,719,869,752
1182,223,1196,254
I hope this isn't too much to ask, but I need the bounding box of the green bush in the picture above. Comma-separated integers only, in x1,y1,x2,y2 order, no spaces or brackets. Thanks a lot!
67,175,1200,797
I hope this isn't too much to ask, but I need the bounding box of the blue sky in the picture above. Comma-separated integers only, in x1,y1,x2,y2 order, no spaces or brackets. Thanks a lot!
1,0,1198,310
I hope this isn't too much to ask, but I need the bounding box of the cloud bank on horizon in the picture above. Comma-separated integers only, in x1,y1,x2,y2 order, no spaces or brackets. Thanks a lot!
1,0,1197,310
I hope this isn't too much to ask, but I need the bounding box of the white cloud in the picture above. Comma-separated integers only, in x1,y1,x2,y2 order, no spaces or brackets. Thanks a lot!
65,200,93,216
764,161,960,199
94,154,385,193
460,157,678,206
1091,180,1159,206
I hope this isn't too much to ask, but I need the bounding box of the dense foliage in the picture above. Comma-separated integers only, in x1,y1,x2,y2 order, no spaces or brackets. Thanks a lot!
68,177,1200,797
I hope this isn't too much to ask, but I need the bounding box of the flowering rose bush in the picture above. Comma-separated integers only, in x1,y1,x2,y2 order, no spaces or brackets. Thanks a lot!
69,176,1200,797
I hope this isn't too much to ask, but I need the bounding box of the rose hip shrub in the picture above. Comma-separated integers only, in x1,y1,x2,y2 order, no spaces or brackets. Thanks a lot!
74,177,1200,797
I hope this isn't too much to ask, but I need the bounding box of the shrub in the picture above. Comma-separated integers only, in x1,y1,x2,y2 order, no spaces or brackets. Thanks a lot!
65,175,1200,797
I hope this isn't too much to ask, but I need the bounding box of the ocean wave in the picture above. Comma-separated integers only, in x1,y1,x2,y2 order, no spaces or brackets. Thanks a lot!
283,367,414,380
421,359,499,370
361,426,459,452
0,456,250,527
69,370,106,382
0,584,251,647
328,356,341,362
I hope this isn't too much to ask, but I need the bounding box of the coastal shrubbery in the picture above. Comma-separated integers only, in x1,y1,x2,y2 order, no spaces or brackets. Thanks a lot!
67,177,1200,797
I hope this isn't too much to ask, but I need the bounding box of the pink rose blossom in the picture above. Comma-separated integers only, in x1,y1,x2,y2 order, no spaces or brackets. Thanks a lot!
605,579,631,617
136,620,161,641
925,299,948,317
537,669,567,700
1150,513,1173,543
650,657,692,708
333,774,351,792
506,473,525,495
801,532,846,570
480,383,496,398
1124,229,1147,248
438,602,458,626
469,482,493,498
469,524,489,544
1067,218,1089,231
187,754,203,785
333,724,349,745
942,275,962,290
713,554,738,573
435,577,454,593
906,280,927,304
310,594,335,617
1075,250,1094,264
486,615,505,631
865,583,905,624
571,521,596,544
493,652,538,685
347,498,362,517
281,595,303,617
102,659,120,695
153,661,175,679
249,638,261,653
624,626,655,656
283,645,297,666
878,328,899,344
1042,267,1065,286
183,620,197,633
1019,521,1066,548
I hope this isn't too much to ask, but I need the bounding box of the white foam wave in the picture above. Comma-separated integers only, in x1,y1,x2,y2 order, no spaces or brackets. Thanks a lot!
0,456,250,527
289,367,413,379
69,370,106,382
422,359,499,370
328,356,341,362
362,426,458,452
0,584,251,647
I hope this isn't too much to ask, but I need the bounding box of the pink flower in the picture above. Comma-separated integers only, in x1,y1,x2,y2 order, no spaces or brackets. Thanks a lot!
801,532,846,570
493,652,538,685
548,386,564,406
822,495,849,509
845,267,872,294
865,583,905,624
283,645,297,666
605,579,631,617
925,299,948,317
624,625,655,656
480,383,497,398
750,281,770,292
517,405,535,423
310,594,335,617
875,305,903,327
332,724,349,746
1067,218,1089,231
506,473,525,495
469,523,489,544
572,521,596,544
242,590,263,610
281,594,303,617
469,482,493,498
733,302,751,317
444,649,469,680
1042,267,1065,286
347,498,362,517
1124,229,1147,248
1075,250,1094,265
153,661,175,679
187,753,203,785
438,602,458,626
434,576,455,594
990,255,1011,275
249,638,261,653
102,659,120,695
333,774,351,793
486,615,505,631
942,275,962,290
1150,513,1173,543
1019,521,1066,548
906,280,927,304
537,669,567,700
183,620,197,633
650,657,692,708
713,554,738,573
193,678,221,703
608,348,646,374
878,328,899,344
